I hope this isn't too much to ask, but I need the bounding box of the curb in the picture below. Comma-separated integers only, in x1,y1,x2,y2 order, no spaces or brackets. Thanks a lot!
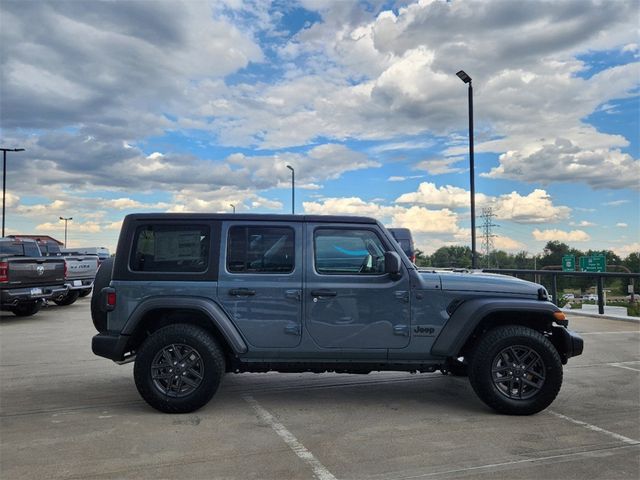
561,308,640,324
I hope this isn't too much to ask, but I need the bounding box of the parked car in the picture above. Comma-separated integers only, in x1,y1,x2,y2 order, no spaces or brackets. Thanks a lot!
0,237,67,316
91,213,583,416
388,227,416,263
562,293,575,300
62,246,110,264
10,236,99,304
583,294,598,301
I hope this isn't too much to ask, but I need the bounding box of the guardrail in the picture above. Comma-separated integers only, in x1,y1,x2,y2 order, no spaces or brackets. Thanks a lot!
483,269,639,315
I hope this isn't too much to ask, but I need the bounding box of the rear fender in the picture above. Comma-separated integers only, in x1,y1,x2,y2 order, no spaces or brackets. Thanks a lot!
123,297,248,354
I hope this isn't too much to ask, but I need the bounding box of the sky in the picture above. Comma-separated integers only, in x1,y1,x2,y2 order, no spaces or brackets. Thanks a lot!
0,0,638,258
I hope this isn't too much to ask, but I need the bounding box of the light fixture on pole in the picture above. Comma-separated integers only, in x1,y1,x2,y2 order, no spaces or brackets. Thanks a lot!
456,70,477,269
286,165,295,215
59,216,72,248
1,147,25,237
230,204,236,214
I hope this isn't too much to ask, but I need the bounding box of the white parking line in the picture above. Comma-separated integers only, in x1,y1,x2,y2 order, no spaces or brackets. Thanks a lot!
387,445,639,479
578,331,640,335
548,410,640,445
609,363,640,372
243,395,337,480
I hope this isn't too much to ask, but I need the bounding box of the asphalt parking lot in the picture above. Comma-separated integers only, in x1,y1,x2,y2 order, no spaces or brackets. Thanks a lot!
1,298,639,480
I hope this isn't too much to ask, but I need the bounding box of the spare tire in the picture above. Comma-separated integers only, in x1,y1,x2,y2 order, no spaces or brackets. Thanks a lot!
91,257,115,333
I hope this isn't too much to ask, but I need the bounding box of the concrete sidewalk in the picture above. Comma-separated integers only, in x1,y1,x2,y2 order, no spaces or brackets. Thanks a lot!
562,307,640,323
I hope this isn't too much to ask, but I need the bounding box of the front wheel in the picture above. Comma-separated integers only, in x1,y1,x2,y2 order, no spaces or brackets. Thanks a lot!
134,324,225,413
468,325,563,415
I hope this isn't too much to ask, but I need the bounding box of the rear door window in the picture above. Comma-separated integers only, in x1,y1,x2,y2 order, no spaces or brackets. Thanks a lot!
227,226,294,274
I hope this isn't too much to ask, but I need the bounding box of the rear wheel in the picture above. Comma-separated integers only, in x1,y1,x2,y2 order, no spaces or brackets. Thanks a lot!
469,325,563,415
10,301,41,317
134,324,225,413
53,290,80,306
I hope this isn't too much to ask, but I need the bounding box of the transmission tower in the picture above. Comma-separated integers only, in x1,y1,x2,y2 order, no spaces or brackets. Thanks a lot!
480,207,498,268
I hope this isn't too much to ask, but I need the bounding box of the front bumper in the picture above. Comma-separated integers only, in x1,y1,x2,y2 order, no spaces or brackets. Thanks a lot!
1,284,68,306
554,327,584,363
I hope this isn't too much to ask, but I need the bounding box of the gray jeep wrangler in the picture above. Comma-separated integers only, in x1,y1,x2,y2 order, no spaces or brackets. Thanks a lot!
91,214,583,415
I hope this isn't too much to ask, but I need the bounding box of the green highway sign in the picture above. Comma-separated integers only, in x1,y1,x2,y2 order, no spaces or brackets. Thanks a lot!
562,255,575,272
579,255,606,273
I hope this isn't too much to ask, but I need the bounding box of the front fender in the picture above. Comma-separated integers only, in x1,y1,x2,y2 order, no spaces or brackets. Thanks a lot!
431,298,560,357
123,296,248,354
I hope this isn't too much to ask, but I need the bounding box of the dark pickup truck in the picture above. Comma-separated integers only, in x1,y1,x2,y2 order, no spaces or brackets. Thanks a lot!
0,238,67,316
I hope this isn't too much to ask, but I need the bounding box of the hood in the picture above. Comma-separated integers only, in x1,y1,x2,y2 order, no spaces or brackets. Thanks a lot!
423,270,544,297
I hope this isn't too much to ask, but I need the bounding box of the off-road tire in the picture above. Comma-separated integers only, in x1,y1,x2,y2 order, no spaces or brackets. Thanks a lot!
53,289,80,306
10,301,41,317
469,325,563,415
134,324,225,413
78,288,92,297
91,257,114,332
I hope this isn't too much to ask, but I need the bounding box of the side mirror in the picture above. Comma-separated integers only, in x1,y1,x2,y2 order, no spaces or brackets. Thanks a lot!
384,251,402,277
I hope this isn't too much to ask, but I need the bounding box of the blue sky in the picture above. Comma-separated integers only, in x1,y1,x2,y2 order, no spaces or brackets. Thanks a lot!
0,0,638,258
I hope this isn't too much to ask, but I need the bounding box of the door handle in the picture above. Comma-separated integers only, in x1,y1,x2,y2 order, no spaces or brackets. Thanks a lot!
229,288,256,297
310,289,337,298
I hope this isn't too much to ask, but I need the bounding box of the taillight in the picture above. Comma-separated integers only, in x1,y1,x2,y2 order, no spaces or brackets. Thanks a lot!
0,262,8,283
410,255,416,264
106,291,117,307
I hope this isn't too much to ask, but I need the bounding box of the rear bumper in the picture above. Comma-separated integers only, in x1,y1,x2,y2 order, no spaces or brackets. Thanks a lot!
1,285,68,306
92,333,130,361
66,278,94,291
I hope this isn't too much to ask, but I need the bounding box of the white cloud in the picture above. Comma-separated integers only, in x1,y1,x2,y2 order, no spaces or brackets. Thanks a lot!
388,175,424,182
396,184,570,224
570,220,596,227
390,206,461,235
493,235,527,252
303,197,399,219
616,223,628,228
414,157,465,175
491,189,571,224
613,242,640,257
532,228,590,242
484,138,640,190
605,200,631,206
396,182,489,209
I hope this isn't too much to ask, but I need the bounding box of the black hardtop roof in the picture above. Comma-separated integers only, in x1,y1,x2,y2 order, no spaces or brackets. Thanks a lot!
124,213,379,224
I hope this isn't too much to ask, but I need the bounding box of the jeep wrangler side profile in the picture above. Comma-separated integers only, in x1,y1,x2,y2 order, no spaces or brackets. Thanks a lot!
91,214,583,415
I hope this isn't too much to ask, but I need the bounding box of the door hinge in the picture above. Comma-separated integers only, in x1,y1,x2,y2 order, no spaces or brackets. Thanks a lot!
284,323,301,336
394,290,409,303
393,325,410,336
285,289,301,301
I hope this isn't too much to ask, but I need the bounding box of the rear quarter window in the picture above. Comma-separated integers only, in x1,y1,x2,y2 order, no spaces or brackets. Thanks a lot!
129,224,210,273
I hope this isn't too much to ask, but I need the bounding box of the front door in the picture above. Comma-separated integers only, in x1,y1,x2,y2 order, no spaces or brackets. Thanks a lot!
304,224,411,349
218,221,302,348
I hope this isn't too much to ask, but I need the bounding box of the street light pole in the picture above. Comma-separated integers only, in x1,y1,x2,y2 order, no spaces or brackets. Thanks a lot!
286,165,295,214
456,70,477,269
59,216,72,247
230,204,236,214
1,147,25,237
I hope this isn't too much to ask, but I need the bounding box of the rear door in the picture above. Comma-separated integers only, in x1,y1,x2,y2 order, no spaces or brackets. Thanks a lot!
217,221,302,348
304,223,411,349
